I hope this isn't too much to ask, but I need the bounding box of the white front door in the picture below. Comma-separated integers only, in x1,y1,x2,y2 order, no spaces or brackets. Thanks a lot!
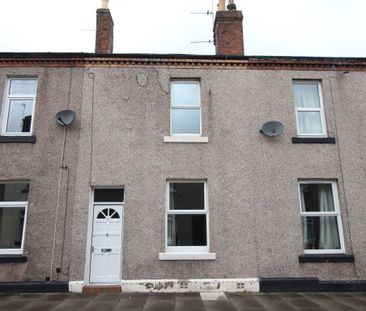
90,204,123,283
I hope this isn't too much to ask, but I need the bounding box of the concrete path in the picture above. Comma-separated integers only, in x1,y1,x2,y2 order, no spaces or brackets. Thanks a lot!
0,292,366,310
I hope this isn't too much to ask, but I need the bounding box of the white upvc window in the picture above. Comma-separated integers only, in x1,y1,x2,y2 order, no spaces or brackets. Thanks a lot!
298,181,345,254
0,182,29,255
170,81,201,136
1,78,38,136
165,181,209,253
293,81,327,137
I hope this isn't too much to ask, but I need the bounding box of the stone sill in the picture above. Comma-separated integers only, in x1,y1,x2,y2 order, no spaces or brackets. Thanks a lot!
299,254,355,263
159,252,216,261
0,136,36,143
292,137,336,144
164,136,208,143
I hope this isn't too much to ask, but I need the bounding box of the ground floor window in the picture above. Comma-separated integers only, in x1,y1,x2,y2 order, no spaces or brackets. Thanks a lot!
0,182,29,254
166,181,209,252
299,181,345,254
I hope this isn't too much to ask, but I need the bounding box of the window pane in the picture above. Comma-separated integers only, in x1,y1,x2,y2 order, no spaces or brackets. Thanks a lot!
94,189,124,202
172,109,200,134
297,111,322,134
6,99,33,133
0,183,29,201
300,183,335,212
169,183,204,210
0,207,25,249
293,83,320,108
9,79,37,95
172,83,199,106
167,214,207,246
301,216,341,250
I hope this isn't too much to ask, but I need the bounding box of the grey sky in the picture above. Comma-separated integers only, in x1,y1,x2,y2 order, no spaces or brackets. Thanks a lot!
0,0,365,57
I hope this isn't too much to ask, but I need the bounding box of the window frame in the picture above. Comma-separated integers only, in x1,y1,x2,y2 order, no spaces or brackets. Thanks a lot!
1,78,38,136
298,180,345,254
165,180,209,253
0,182,29,255
293,80,327,137
170,80,202,137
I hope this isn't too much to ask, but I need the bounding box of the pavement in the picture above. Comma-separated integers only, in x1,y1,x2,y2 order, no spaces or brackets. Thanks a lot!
0,292,366,311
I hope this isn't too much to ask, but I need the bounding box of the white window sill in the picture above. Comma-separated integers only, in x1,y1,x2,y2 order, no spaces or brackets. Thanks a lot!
163,136,208,143
159,252,216,261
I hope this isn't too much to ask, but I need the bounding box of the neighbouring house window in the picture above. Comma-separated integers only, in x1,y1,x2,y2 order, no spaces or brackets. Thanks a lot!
166,181,208,252
170,81,201,136
299,181,345,254
0,182,29,254
1,78,38,135
293,81,326,136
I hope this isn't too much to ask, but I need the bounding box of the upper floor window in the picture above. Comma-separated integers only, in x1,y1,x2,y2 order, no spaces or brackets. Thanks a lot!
170,81,201,136
299,181,345,254
293,81,326,137
0,182,29,255
1,78,38,136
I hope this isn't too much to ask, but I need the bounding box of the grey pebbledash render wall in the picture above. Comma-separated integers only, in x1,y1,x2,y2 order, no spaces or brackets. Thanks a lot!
0,66,84,281
68,63,366,281
0,54,366,283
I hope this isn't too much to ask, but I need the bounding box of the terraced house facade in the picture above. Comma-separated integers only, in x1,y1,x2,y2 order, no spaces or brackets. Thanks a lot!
0,0,365,293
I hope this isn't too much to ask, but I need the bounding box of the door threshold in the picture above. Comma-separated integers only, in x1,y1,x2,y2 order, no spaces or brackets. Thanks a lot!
83,284,122,294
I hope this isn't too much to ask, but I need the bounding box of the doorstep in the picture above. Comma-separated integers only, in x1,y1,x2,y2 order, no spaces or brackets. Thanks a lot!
82,285,122,294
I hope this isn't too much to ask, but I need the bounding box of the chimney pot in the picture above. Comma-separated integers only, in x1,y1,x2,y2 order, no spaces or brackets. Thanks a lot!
101,0,109,9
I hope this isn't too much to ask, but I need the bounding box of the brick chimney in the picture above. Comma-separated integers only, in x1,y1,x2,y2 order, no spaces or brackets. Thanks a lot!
213,0,244,55
95,0,114,54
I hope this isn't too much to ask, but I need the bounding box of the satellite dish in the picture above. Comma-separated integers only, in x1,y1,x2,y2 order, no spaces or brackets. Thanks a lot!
260,121,284,137
56,110,76,126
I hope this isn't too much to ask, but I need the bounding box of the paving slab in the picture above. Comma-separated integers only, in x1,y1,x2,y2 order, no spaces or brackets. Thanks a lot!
17,300,61,311
326,295,366,310
143,294,174,311
51,298,92,311
304,294,360,311
349,293,366,302
93,293,123,301
83,299,119,311
281,297,324,309
200,292,228,301
113,294,148,311
36,293,70,301
227,293,267,310
202,300,237,311
252,295,297,311
0,298,34,310
174,293,205,311
0,293,17,301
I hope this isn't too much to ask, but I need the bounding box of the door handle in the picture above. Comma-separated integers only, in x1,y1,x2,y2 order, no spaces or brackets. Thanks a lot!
101,248,112,253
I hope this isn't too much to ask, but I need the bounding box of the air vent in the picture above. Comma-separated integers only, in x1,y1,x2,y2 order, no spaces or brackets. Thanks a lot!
179,282,188,289
237,282,246,289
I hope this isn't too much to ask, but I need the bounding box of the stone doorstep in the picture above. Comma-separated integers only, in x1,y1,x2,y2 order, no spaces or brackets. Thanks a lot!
82,285,122,294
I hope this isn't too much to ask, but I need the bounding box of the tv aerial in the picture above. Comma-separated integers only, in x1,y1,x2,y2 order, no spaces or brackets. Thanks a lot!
56,110,76,126
260,121,284,137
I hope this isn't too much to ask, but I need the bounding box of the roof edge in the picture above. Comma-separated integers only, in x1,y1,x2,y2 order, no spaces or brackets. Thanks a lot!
0,52,365,71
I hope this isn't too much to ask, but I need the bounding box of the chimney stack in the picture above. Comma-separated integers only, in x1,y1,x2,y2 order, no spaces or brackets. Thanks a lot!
213,0,244,56
95,0,114,54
